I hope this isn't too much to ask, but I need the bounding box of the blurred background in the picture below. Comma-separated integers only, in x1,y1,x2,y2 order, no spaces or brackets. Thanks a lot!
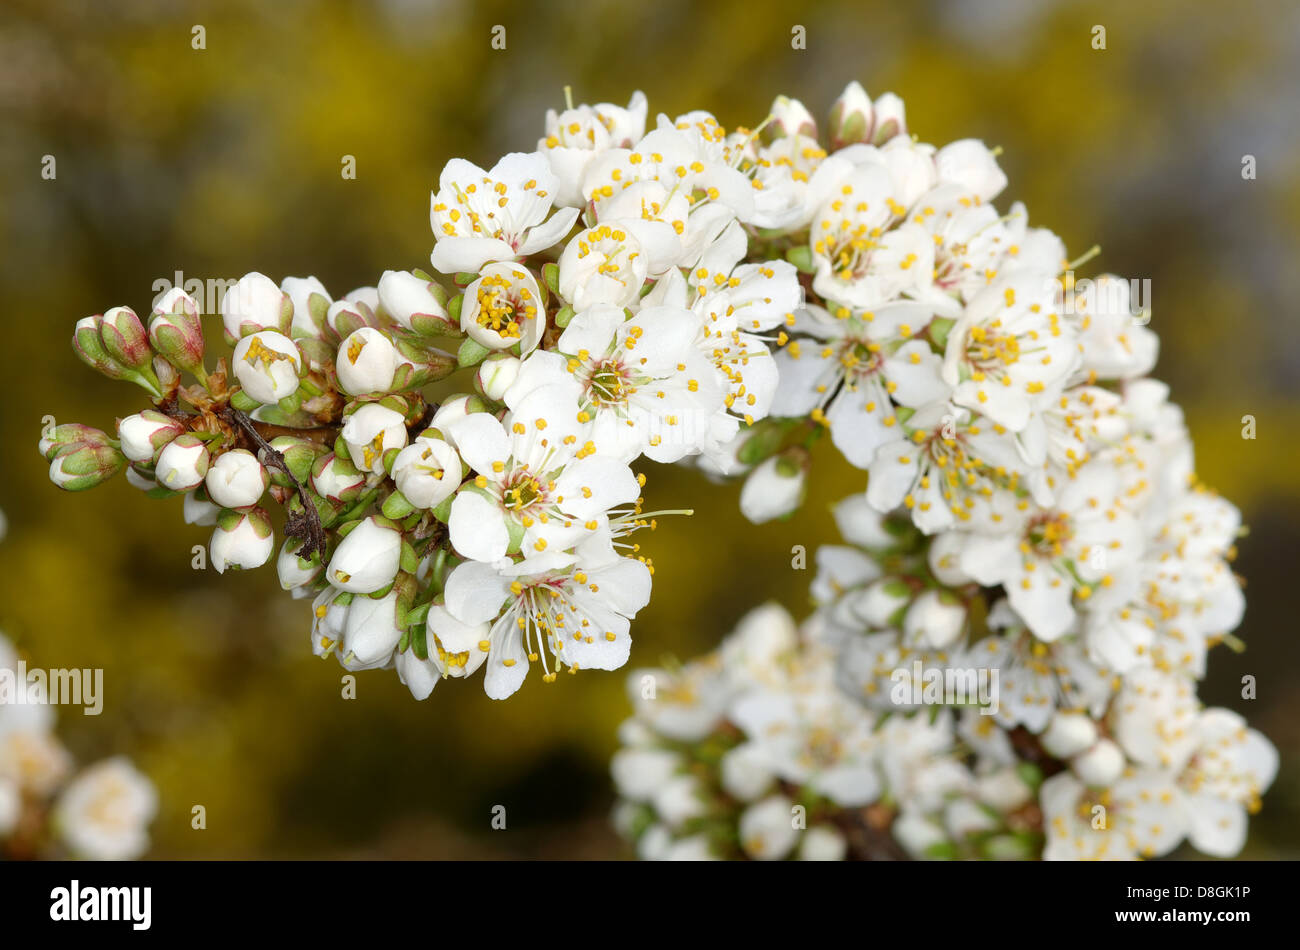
0,0,1297,858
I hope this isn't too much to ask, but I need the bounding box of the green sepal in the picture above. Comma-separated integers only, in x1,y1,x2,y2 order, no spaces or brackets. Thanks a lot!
382,490,415,520
785,245,815,274
542,262,560,296
457,336,490,368
230,390,260,412
406,603,431,628
431,493,455,524
409,622,430,661
505,516,525,555
736,420,788,466
929,316,956,349
399,539,419,575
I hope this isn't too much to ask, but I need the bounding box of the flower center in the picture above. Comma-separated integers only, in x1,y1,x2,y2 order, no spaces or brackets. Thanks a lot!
501,467,547,512
1025,512,1073,559
586,359,634,406
475,274,536,338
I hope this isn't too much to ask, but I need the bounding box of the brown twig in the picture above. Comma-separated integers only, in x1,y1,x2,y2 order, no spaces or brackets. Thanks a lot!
218,405,328,560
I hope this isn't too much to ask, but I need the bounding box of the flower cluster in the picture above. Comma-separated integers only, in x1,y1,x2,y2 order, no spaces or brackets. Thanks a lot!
1,517,158,860
612,603,1045,860
42,80,1273,858
604,83,1271,860
804,496,1274,859
42,89,807,700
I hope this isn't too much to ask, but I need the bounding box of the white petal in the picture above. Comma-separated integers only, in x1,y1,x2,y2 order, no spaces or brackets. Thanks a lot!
448,491,510,563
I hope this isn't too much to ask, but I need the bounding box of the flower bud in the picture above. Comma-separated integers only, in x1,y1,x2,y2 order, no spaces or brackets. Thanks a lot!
311,453,367,503
474,353,520,403
281,276,332,341
340,588,403,669
336,327,400,396
117,410,185,463
378,270,455,336
326,516,402,593
326,289,382,339
1072,738,1125,787
153,287,199,320
210,507,274,573
155,433,210,491
148,300,206,382
739,450,808,524
766,95,817,141
268,435,322,485
277,536,323,590
39,423,113,461
72,316,160,395
390,338,457,391
99,306,152,372
828,80,874,149
903,590,967,649
871,92,907,143
429,393,484,435
231,330,302,405
48,443,125,491
1040,711,1099,759
204,448,269,509
220,272,291,343
391,436,461,509
340,403,408,474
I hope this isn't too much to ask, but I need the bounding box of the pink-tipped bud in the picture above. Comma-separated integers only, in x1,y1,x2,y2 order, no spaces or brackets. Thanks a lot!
149,292,206,381
117,410,186,464
48,442,126,492
39,423,114,461
99,306,153,372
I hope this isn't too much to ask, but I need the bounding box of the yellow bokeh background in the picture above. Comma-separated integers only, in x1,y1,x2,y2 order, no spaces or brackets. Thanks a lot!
0,0,1296,857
